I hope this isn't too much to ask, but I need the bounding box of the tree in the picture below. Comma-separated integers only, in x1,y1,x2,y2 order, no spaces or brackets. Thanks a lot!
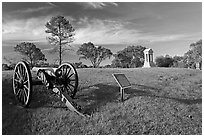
155,56,165,67
112,45,146,68
184,39,202,69
2,64,10,71
14,42,47,67
45,15,75,65
77,42,113,68
184,50,195,68
190,39,202,63
155,55,174,67
172,55,185,68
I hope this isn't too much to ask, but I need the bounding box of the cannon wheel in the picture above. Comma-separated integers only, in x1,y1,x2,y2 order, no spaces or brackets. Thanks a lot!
13,61,32,107
57,63,78,98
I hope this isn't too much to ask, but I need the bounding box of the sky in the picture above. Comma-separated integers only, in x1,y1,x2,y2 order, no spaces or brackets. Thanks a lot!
2,2,202,65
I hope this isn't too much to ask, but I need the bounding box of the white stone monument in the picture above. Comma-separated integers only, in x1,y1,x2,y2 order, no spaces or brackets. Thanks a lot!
143,48,155,68
196,62,201,70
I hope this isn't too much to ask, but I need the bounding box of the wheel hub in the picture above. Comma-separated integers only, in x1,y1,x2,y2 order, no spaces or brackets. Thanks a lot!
19,79,24,89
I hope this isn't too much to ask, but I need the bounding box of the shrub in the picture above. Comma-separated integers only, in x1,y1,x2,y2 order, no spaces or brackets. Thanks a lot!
155,55,174,67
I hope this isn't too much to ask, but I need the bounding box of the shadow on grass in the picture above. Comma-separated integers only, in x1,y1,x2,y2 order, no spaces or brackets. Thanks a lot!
29,87,57,109
126,86,202,105
7,79,201,115
76,83,202,115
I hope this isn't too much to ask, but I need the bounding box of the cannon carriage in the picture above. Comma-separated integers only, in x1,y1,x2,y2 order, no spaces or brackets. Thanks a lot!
13,61,86,117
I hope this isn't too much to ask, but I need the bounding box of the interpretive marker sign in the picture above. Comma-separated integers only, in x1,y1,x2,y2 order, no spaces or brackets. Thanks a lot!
112,73,131,102
112,73,131,88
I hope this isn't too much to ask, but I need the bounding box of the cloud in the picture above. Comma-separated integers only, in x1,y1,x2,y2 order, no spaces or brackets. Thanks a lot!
73,17,195,44
147,34,189,42
47,2,58,7
11,6,52,14
80,2,118,9
2,14,77,44
2,15,196,46
2,15,52,42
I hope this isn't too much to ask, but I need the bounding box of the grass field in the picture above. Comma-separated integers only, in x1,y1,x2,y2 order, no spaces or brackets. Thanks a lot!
2,68,202,135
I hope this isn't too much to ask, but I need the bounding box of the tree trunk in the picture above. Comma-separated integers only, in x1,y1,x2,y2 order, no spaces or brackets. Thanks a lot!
30,58,33,68
59,23,62,65
59,39,62,65
29,53,33,67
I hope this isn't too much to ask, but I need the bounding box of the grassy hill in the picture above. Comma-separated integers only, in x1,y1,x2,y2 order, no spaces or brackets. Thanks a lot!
2,68,202,135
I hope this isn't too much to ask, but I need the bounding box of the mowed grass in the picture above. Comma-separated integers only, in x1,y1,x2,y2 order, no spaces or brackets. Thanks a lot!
2,68,202,135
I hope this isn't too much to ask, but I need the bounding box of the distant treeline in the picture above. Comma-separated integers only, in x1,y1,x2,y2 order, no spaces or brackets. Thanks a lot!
2,39,202,70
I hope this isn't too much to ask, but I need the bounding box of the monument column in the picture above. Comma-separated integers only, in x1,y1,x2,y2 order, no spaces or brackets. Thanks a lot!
143,48,155,68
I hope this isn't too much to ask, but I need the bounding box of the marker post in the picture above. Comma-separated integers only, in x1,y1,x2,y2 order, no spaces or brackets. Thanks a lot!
120,87,124,102
112,73,131,102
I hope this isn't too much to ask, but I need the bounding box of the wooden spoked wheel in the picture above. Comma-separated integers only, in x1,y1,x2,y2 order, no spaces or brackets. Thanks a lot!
57,63,78,98
13,61,32,107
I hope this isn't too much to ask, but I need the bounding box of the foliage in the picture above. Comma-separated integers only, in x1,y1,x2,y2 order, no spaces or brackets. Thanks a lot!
45,15,75,65
111,58,121,68
189,39,202,62
112,45,146,68
72,62,88,68
171,55,186,68
155,55,174,67
77,42,113,68
14,42,47,67
2,63,17,71
2,64,10,71
8,63,17,70
103,64,112,68
184,39,202,69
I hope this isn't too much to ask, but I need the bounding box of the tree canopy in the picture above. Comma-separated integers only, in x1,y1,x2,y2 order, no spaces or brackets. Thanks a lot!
111,45,146,68
77,42,113,68
189,39,202,63
172,55,185,68
184,39,202,68
155,55,174,67
45,15,75,65
14,42,47,67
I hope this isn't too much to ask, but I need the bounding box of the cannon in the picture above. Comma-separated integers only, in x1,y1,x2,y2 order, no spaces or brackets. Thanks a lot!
13,61,86,117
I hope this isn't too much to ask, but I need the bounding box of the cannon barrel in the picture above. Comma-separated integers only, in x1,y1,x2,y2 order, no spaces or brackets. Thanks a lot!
32,67,58,77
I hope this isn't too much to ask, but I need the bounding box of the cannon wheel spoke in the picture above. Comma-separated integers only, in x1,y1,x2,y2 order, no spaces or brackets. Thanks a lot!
13,61,32,107
58,63,78,98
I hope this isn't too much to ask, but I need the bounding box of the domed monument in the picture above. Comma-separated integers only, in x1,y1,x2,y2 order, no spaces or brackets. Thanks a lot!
143,48,155,68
